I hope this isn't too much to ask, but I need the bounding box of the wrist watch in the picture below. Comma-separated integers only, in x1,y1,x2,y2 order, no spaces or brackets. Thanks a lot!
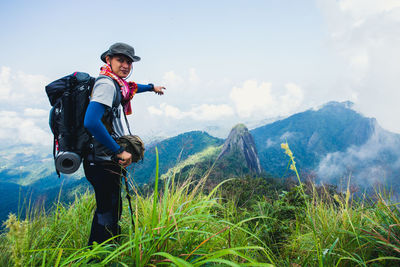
148,83,154,91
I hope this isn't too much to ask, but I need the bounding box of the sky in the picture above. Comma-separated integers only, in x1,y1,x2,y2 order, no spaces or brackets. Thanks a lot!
1,0,400,148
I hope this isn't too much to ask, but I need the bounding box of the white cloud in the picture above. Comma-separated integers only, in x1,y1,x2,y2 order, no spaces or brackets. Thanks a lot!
280,83,304,114
280,131,298,141
0,111,18,129
265,138,275,148
230,80,273,118
0,67,11,99
147,103,234,121
162,71,184,88
0,66,50,109
230,80,304,118
20,71,50,95
161,68,201,92
349,49,369,73
0,110,51,146
147,105,163,116
0,67,52,147
338,0,400,19
317,0,400,133
161,103,185,119
148,103,186,119
191,104,234,121
316,123,400,187
188,68,200,84
24,108,48,117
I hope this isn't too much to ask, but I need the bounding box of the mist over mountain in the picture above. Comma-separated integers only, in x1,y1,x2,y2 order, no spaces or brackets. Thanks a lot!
251,101,400,189
316,123,400,189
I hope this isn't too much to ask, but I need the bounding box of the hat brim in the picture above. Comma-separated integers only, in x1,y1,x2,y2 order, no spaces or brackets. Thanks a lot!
100,51,141,63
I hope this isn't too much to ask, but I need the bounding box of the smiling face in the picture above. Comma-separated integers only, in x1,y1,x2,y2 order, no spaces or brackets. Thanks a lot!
106,54,133,78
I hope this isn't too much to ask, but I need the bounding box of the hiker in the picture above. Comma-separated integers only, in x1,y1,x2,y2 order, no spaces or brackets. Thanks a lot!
83,42,165,245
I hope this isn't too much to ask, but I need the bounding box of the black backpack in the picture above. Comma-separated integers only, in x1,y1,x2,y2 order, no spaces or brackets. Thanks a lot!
45,72,96,176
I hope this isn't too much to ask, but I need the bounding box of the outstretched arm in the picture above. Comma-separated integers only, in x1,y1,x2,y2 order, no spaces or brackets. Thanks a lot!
153,85,165,95
137,83,166,95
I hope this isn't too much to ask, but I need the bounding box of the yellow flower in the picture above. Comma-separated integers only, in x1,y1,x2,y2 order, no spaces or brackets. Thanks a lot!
281,143,289,150
281,142,294,158
290,163,296,171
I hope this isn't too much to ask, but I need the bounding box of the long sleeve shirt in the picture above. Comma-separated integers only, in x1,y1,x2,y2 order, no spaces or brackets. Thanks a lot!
84,83,153,154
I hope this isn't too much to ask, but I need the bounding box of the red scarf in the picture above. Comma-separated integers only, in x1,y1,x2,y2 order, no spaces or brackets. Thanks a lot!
99,64,138,115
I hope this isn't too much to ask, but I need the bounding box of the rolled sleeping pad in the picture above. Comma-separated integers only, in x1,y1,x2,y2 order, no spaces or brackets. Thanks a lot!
55,151,81,174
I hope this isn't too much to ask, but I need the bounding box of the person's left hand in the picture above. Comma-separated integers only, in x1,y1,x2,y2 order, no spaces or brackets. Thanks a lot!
153,86,166,95
117,151,132,167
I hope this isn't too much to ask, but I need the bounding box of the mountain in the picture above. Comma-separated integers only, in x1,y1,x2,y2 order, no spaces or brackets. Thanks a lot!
216,124,262,175
124,131,223,184
159,124,264,186
251,101,374,175
0,144,84,187
251,101,400,188
157,101,400,190
0,178,91,228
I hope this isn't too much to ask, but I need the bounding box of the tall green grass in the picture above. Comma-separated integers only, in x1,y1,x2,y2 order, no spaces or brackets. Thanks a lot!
280,142,400,266
1,144,400,266
1,147,273,266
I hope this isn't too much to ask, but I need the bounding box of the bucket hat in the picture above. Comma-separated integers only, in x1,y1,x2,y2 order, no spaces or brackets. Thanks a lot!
101,42,141,63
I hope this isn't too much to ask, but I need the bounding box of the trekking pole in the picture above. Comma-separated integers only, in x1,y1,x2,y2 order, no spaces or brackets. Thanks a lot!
123,171,135,229
122,113,136,228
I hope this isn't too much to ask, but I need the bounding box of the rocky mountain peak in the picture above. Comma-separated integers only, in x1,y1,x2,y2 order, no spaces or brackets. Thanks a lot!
217,124,262,174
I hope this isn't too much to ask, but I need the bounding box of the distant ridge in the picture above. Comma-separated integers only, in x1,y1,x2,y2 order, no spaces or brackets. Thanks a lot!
132,131,224,183
157,124,264,184
251,101,400,188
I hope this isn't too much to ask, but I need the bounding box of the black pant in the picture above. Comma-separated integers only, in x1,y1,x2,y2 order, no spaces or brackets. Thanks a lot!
83,159,123,245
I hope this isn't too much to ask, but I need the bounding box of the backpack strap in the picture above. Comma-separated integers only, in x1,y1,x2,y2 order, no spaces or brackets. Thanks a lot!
95,75,133,135
95,75,122,108
123,110,133,135
111,79,133,135
53,136,61,178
